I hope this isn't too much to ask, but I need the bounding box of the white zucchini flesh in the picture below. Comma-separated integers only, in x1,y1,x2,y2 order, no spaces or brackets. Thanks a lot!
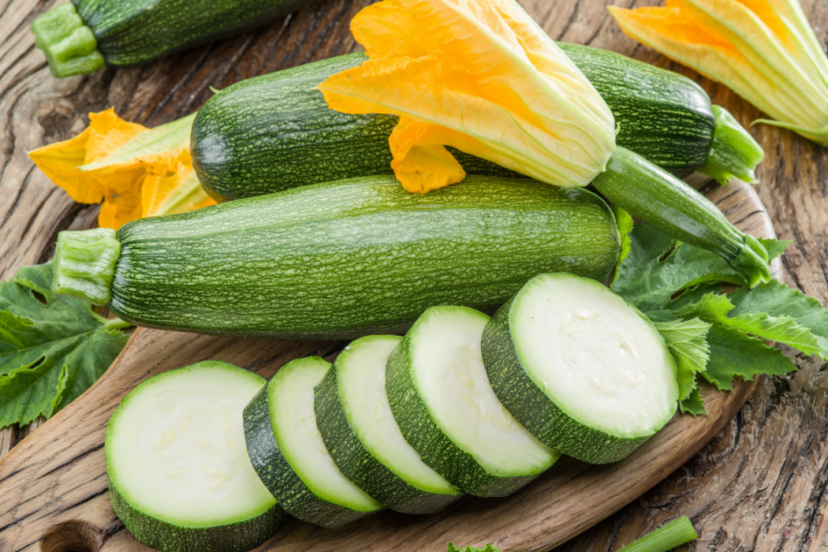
512,274,677,437
338,336,456,494
412,308,557,476
106,361,276,528
270,360,381,512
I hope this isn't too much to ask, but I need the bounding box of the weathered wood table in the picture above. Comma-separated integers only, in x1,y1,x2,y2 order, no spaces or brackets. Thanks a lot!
1,0,827,550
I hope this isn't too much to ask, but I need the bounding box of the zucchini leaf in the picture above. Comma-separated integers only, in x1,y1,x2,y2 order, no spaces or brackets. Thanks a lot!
612,224,809,414
652,317,711,402
679,388,707,416
672,292,826,358
0,262,129,429
611,224,745,313
729,280,828,360
703,326,795,391
447,544,501,552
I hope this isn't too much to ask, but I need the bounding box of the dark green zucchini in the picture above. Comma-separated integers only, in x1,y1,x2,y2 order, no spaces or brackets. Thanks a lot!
50,175,620,340
31,0,315,77
191,46,762,202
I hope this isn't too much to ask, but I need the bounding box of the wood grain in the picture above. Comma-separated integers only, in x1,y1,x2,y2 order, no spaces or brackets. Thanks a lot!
0,182,780,552
0,0,827,550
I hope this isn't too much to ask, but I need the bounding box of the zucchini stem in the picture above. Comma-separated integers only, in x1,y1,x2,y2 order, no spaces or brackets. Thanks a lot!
618,516,698,552
697,106,764,185
52,228,121,306
593,147,771,288
32,4,105,78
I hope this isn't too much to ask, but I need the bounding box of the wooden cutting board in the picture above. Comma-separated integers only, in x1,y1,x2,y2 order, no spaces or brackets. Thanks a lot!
0,180,780,552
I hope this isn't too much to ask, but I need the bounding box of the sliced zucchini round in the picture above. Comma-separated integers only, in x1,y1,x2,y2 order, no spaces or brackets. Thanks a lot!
482,273,679,464
243,357,384,528
105,360,288,552
386,306,559,497
315,335,463,514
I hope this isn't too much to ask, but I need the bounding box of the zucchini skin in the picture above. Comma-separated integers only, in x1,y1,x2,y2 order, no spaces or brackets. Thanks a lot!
243,383,372,529
109,479,289,552
109,176,619,340
192,46,715,201
562,43,714,179
314,353,463,514
72,0,311,67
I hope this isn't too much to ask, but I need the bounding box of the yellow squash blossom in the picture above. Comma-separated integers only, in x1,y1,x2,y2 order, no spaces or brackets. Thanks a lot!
609,0,828,145
318,0,617,194
29,109,214,229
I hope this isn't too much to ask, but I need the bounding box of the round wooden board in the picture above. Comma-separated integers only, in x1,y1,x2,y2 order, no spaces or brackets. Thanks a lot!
0,180,782,552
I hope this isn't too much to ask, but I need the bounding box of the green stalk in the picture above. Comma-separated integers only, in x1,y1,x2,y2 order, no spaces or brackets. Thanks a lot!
618,516,698,552
697,106,765,185
32,4,104,78
52,228,121,306
592,147,771,288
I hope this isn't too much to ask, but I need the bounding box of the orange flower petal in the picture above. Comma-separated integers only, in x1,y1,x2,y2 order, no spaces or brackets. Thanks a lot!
28,108,146,204
29,109,209,228
608,0,828,144
99,182,145,230
319,0,616,192
142,161,217,218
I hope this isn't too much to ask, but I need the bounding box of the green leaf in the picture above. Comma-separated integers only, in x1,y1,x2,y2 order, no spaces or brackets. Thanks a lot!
653,317,711,401
759,237,793,261
0,262,129,428
728,280,828,360
447,545,501,552
679,388,707,416
672,291,826,358
703,325,796,391
611,225,745,313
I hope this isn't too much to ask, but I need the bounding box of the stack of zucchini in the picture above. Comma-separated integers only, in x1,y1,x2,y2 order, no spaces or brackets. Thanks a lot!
106,273,679,552
36,5,772,550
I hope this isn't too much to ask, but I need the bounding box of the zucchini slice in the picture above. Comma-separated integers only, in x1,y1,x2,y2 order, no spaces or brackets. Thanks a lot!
105,360,288,552
386,306,559,497
315,335,463,514
482,273,679,464
243,357,384,528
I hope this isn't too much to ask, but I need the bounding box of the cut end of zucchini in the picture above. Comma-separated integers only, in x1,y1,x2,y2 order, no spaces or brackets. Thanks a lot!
106,360,287,552
32,4,104,78
52,228,121,306
697,105,764,185
483,274,679,464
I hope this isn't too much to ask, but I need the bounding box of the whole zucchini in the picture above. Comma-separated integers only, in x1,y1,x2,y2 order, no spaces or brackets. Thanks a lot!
50,176,620,340
31,0,315,77
192,45,762,202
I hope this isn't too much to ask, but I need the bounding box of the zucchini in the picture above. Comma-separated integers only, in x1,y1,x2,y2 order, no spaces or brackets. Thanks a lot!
191,48,762,202
591,148,771,288
385,306,560,497
243,357,384,528
105,360,288,552
50,175,620,339
31,0,311,77
314,335,463,514
481,274,679,464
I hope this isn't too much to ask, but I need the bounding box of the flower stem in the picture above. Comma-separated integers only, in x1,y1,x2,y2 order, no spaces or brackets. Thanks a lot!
31,4,105,78
618,516,698,552
52,228,121,306
697,106,764,185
